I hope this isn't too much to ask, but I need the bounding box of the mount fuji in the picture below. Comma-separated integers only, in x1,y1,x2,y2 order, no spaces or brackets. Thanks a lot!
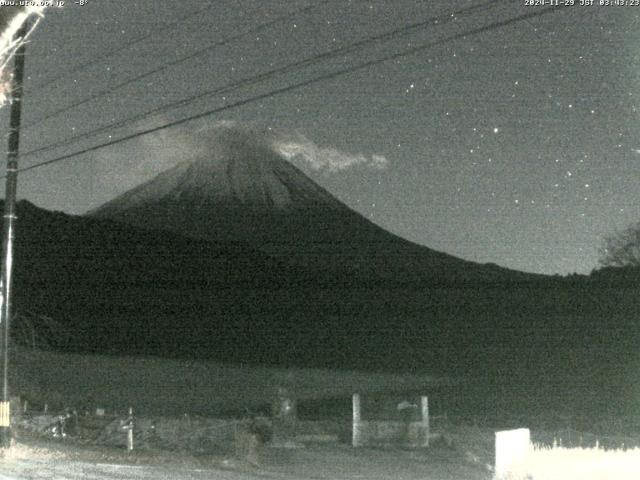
89,125,533,284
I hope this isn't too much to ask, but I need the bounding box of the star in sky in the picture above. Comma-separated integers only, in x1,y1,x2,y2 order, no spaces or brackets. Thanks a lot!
0,1,636,275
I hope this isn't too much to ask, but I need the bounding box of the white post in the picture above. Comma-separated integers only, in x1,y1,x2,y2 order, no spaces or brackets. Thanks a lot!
352,393,362,447
127,426,133,452
126,407,134,452
421,396,429,447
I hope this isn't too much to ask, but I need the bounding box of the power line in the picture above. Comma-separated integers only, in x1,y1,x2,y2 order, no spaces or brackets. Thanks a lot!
17,3,570,175
23,1,328,130
15,4,572,176
31,1,219,90
20,0,505,159
18,4,573,176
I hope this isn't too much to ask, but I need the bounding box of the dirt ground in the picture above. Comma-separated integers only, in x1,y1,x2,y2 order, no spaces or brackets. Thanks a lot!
0,434,492,480
256,443,492,480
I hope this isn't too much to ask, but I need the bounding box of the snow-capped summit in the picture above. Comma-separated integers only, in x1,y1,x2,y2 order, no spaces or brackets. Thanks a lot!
99,126,343,212
89,125,382,248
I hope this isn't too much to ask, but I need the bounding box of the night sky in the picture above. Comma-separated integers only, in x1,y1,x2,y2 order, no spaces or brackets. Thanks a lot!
1,0,639,275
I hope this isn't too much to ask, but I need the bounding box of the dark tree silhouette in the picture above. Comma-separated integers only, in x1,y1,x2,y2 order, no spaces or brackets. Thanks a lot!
599,221,640,267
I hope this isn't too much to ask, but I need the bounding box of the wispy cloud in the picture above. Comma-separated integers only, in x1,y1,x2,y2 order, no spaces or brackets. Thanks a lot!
272,133,389,173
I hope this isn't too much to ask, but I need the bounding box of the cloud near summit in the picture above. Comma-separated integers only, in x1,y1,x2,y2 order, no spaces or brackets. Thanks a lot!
197,122,390,173
272,133,389,173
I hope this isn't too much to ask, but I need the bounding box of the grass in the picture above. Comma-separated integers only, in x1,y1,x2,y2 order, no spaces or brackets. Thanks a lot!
439,424,640,480
8,346,449,416
496,443,640,480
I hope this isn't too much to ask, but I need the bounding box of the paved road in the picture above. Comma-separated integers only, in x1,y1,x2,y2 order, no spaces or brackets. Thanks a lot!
0,443,492,480
0,459,267,480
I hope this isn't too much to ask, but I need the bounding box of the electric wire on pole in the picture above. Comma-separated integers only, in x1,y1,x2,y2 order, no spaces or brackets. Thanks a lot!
31,0,220,91
18,0,504,161
12,3,569,177
22,0,329,131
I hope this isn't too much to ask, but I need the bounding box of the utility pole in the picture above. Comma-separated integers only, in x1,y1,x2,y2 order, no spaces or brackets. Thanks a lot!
0,20,29,449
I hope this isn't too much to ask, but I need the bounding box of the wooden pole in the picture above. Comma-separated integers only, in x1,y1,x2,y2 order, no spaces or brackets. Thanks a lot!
352,393,361,447
0,20,29,449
